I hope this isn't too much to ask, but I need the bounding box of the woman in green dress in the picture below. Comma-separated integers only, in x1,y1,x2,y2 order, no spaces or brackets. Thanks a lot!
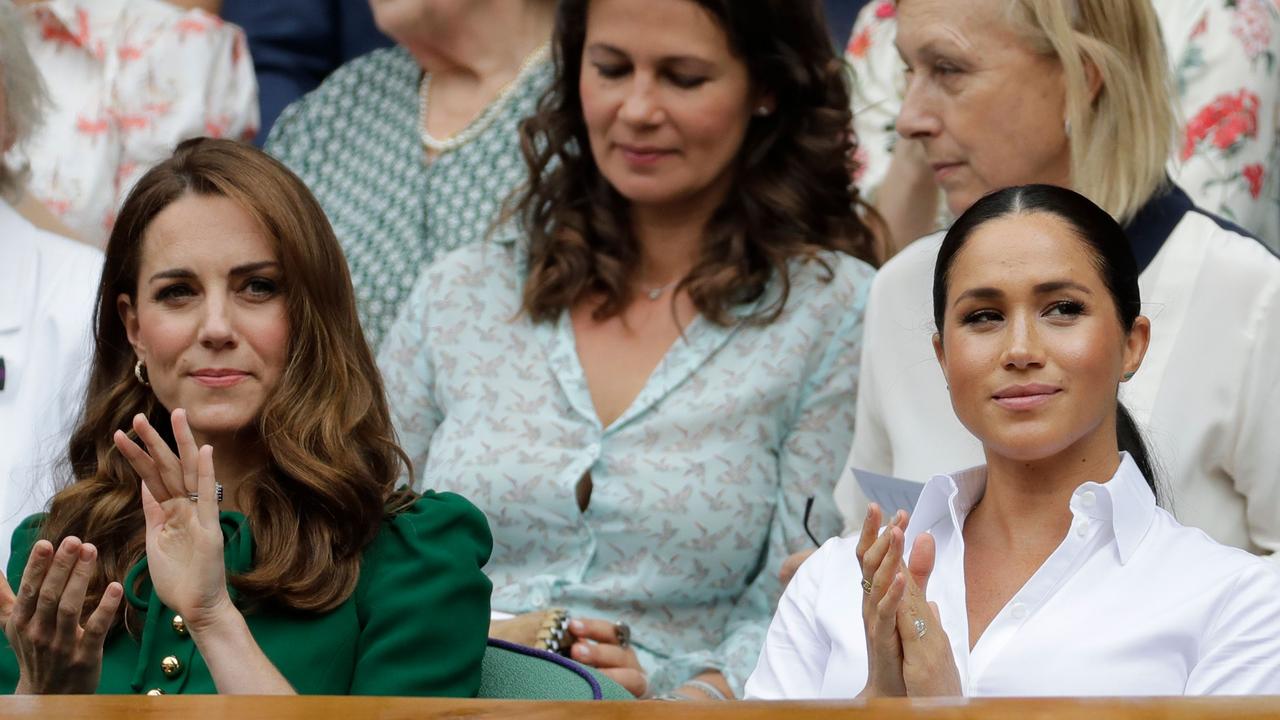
0,138,492,695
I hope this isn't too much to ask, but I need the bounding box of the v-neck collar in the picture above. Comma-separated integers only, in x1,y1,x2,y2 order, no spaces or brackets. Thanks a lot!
536,304,749,434
907,454,1157,691
505,223,772,433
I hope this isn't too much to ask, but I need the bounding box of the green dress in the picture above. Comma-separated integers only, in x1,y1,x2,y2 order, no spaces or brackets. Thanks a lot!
266,46,551,349
0,491,493,696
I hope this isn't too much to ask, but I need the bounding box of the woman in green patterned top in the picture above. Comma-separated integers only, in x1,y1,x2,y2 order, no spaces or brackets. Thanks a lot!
0,139,492,696
267,0,556,348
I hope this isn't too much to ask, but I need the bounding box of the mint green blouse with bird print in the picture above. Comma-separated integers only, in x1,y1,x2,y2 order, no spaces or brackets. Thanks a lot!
378,234,875,696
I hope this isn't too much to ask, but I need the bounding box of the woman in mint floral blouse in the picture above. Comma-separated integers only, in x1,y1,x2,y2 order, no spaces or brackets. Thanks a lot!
379,0,880,701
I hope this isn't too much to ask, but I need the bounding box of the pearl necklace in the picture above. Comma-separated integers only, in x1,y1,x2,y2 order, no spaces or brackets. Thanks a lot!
418,42,551,155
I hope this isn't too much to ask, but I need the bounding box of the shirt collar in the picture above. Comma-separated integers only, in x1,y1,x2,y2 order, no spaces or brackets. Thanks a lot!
906,453,1157,566
1124,180,1190,274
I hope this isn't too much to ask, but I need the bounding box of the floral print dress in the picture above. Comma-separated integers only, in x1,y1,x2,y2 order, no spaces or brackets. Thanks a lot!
3,0,259,246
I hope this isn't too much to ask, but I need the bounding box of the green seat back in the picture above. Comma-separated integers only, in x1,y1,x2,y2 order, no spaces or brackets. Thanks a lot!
478,639,634,700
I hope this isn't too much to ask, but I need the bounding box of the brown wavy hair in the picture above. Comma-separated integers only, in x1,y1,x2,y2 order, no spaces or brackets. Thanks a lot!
43,138,414,628
514,0,879,326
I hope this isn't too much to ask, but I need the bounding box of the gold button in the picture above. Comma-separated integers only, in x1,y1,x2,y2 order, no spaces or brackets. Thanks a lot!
160,655,182,678
146,688,165,696
171,615,187,636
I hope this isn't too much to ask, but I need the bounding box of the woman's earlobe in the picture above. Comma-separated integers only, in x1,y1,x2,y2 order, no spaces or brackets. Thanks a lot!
931,332,948,383
1123,315,1152,378
117,293,143,352
1082,55,1104,104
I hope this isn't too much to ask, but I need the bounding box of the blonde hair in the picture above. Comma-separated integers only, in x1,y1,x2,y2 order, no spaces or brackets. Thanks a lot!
0,0,49,200
1002,0,1175,222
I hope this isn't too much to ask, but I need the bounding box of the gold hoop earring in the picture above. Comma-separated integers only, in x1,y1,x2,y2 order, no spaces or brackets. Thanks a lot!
134,360,150,386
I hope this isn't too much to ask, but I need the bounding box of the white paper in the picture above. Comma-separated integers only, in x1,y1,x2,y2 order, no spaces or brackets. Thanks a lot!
852,467,925,523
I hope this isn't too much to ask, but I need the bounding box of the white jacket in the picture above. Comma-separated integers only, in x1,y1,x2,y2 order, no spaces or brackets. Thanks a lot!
0,200,102,571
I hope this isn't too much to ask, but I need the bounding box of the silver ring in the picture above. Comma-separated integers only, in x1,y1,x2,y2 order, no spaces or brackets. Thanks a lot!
187,483,224,503
614,620,631,648
913,617,927,639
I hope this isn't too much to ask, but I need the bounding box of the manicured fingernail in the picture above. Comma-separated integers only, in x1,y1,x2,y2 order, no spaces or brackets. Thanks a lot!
570,620,585,633
575,644,590,660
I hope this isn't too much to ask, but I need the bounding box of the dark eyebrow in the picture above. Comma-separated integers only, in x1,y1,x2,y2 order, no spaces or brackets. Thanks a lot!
148,268,196,283
585,42,712,67
585,42,627,57
952,287,1002,307
1032,280,1092,295
148,261,279,284
952,280,1092,308
229,261,281,276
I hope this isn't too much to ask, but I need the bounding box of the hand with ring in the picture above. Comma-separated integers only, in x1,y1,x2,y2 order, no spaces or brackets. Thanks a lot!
854,503,912,697
113,409,235,634
568,617,647,697
892,532,962,696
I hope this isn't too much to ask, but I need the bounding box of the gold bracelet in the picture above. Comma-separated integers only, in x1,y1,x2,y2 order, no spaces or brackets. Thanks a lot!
535,607,572,656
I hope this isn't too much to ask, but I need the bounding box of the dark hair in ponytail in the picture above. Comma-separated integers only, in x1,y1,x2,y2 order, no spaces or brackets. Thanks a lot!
932,184,1160,500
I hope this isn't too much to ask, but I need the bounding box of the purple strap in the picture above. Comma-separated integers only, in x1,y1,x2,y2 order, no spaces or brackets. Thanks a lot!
486,637,604,700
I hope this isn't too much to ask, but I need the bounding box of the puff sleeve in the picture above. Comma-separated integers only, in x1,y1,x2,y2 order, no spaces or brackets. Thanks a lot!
348,491,493,696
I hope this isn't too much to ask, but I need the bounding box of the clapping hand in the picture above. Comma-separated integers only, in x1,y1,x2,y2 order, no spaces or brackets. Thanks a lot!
0,538,122,693
892,532,962,696
856,502,962,697
113,409,233,632
855,503,912,697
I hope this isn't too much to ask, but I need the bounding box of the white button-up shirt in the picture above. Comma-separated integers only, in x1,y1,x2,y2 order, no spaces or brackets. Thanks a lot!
747,454,1280,697
0,200,101,570
837,186,1280,564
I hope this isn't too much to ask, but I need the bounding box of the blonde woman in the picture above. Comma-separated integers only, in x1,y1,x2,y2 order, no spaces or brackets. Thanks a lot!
849,0,1280,252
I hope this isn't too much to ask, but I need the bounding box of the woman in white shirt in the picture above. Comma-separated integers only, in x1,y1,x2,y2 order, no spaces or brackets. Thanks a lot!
748,185,1280,698
0,3,103,570
833,0,1280,566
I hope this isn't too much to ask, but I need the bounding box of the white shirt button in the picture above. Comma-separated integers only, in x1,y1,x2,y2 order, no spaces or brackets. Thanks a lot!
1010,603,1028,620
1080,491,1097,509
1075,520,1089,538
